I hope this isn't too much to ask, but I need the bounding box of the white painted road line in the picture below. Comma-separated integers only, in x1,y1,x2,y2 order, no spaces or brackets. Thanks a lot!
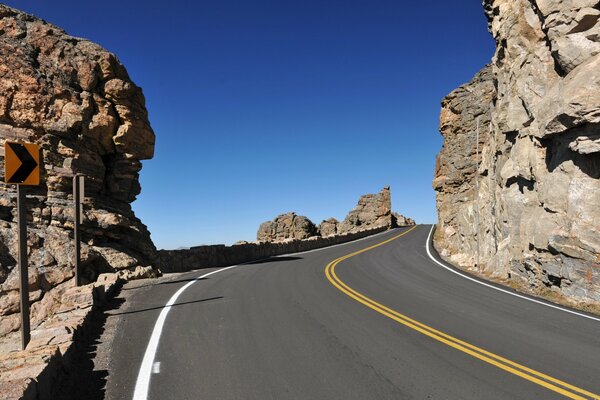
132,265,239,400
425,225,600,323
152,362,160,374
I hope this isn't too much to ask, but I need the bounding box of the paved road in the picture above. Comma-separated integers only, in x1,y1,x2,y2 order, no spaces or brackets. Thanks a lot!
107,225,600,400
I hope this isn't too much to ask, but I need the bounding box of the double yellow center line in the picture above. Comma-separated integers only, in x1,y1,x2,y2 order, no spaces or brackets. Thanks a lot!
324,226,600,399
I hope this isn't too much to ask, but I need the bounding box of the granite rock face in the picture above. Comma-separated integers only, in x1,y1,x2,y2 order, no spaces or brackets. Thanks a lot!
433,66,496,269
257,212,318,242
338,186,394,234
434,0,600,303
0,5,157,336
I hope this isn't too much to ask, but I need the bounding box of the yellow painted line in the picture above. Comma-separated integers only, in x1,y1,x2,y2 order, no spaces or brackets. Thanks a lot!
324,226,600,400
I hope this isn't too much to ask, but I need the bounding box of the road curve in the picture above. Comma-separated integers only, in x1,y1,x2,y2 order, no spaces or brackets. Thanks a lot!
108,225,600,400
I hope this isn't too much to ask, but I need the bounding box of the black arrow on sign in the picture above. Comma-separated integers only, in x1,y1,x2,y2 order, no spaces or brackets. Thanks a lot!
8,143,38,183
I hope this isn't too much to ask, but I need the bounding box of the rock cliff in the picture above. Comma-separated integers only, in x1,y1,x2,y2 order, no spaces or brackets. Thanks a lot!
0,5,157,336
434,0,600,305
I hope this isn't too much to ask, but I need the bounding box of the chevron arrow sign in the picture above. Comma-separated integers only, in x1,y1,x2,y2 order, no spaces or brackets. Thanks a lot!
4,142,40,185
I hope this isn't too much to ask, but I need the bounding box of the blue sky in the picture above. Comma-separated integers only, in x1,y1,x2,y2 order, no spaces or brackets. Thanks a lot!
6,1,495,249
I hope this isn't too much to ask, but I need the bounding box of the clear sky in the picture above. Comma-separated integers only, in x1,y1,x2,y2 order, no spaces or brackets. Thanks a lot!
5,1,495,249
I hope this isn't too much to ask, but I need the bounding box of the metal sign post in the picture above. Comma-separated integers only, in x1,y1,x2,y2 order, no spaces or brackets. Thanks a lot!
73,175,84,286
17,184,30,350
4,141,40,351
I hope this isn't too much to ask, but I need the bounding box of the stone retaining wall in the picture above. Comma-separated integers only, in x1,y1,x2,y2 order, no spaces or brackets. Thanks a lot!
159,227,390,273
0,272,124,400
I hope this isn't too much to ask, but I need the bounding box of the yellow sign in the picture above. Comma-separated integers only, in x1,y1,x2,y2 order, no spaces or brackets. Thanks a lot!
4,141,40,185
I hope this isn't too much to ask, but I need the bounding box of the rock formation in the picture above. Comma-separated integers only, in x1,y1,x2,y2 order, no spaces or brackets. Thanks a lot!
338,186,394,234
257,212,318,242
433,66,496,268
434,0,600,304
318,218,339,237
392,212,415,227
258,187,414,243
0,5,157,336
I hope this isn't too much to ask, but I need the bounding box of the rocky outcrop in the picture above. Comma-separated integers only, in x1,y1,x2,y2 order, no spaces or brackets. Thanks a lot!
338,186,394,234
434,1,600,304
257,212,318,242
165,186,416,273
257,187,413,243
318,218,339,237
0,5,157,337
392,212,415,227
162,225,390,273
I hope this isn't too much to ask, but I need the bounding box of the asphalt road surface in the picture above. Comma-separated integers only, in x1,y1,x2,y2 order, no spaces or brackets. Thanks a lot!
106,225,600,400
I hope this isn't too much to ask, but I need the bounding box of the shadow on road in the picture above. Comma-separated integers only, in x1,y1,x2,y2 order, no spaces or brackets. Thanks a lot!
121,277,209,291
247,256,303,264
107,296,224,316
52,287,125,400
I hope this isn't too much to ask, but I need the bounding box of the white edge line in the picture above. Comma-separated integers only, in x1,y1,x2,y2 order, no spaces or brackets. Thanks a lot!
132,264,238,400
425,225,600,323
133,226,410,400
152,362,160,374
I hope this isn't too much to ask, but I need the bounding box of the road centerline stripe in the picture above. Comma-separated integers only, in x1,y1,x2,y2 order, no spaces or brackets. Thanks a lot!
324,225,600,400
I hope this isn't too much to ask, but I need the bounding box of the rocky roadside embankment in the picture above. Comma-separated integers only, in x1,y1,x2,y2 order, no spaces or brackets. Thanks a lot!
0,5,159,399
434,0,600,310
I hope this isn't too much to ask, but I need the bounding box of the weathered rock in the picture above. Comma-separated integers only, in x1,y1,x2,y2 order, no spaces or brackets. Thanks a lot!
338,186,393,234
257,212,318,242
258,187,413,242
435,1,600,304
0,4,157,336
392,212,415,227
0,269,124,400
161,225,391,273
433,65,496,270
318,218,339,237
118,265,160,281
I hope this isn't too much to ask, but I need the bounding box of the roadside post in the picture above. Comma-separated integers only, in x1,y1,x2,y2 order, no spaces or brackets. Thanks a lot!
4,141,40,350
73,174,84,286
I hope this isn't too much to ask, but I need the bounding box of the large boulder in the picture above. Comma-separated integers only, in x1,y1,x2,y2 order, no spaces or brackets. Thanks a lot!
318,218,339,237
0,5,157,336
257,212,318,242
392,212,415,227
338,186,393,234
